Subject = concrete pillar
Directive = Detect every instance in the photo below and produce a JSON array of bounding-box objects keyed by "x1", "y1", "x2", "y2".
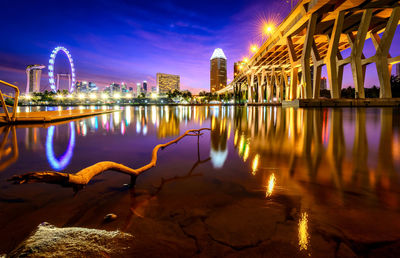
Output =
[
  {"x1": 301, "y1": 12, "x2": 318, "y2": 99},
  {"x1": 371, "y1": 7, "x2": 400, "y2": 98},
  {"x1": 326, "y1": 11, "x2": 345, "y2": 99},
  {"x1": 349, "y1": 9, "x2": 372, "y2": 98},
  {"x1": 287, "y1": 36, "x2": 298, "y2": 100},
  {"x1": 257, "y1": 73, "x2": 265, "y2": 103},
  {"x1": 311, "y1": 41, "x2": 322, "y2": 99}
]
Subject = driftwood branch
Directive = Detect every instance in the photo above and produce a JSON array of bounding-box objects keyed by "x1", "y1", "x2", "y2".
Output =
[{"x1": 9, "y1": 128, "x2": 210, "y2": 186}]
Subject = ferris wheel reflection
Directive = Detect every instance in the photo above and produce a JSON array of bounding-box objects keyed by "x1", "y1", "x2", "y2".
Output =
[{"x1": 46, "y1": 122, "x2": 76, "y2": 171}]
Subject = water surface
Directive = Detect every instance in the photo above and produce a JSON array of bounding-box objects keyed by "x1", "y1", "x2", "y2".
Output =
[{"x1": 0, "y1": 106, "x2": 400, "y2": 257}]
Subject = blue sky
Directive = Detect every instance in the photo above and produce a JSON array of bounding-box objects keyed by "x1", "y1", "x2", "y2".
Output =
[{"x1": 0, "y1": 0, "x2": 399, "y2": 93}]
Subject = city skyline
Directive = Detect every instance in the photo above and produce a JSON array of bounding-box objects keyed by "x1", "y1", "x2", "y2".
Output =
[
  {"x1": 1, "y1": 0, "x2": 400, "y2": 94},
  {"x1": 0, "y1": 0, "x2": 301, "y2": 94}
]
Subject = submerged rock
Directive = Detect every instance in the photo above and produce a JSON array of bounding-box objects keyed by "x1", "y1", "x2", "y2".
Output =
[
  {"x1": 9, "y1": 222, "x2": 133, "y2": 257},
  {"x1": 104, "y1": 213, "x2": 118, "y2": 222}
]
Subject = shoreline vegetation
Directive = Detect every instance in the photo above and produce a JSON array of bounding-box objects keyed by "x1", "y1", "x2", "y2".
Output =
[{"x1": 13, "y1": 75, "x2": 400, "y2": 106}]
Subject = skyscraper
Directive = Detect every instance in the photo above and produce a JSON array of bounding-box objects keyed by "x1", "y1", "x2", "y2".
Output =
[
  {"x1": 142, "y1": 81, "x2": 148, "y2": 93},
  {"x1": 156, "y1": 73, "x2": 180, "y2": 94},
  {"x1": 26, "y1": 65, "x2": 45, "y2": 93},
  {"x1": 136, "y1": 83, "x2": 142, "y2": 96},
  {"x1": 210, "y1": 48, "x2": 227, "y2": 93},
  {"x1": 234, "y1": 61, "x2": 242, "y2": 78}
]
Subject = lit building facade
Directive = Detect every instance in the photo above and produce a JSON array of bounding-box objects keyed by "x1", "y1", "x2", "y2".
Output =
[
  {"x1": 142, "y1": 81, "x2": 148, "y2": 93},
  {"x1": 234, "y1": 61, "x2": 242, "y2": 78},
  {"x1": 156, "y1": 73, "x2": 180, "y2": 94},
  {"x1": 210, "y1": 48, "x2": 227, "y2": 93},
  {"x1": 321, "y1": 77, "x2": 327, "y2": 90},
  {"x1": 26, "y1": 65, "x2": 45, "y2": 94},
  {"x1": 136, "y1": 83, "x2": 142, "y2": 96}
]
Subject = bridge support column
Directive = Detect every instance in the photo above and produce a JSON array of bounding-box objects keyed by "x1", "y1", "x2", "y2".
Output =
[
  {"x1": 257, "y1": 73, "x2": 265, "y2": 103},
  {"x1": 301, "y1": 12, "x2": 318, "y2": 99},
  {"x1": 283, "y1": 71, "x2": 289, "y2": 101},
  {"x1": 287, "y1": 36, "x2": 299, "y2": 100},
  {"x1": 266, "y1": 75, "x2": 273, "y2": 102},
  {"x1": 312, "y1": 41, "x2": 322, "y2": 99},
  {"x1": 289, "y1": 68, "x2": 298, "y2": 100},
  {"x1": 247, "y1": 74, "x2": 255, "y2": 103},
  {"x1": 274, "y1": 72, "x2": 284, "y2": 103},
  {"x1": 326, "y1": 11, "x2": 345, "y2": 99},
  {"x1": 349, "y1": 9, "x2": 372, "y2": 99},
  {"x1": 371, "y1": 7, "x2": 400, "y2": 98}
]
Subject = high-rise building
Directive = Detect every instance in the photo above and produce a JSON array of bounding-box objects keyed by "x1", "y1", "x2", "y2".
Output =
[
  {"x1": 136, "y1": 83, "x2": 142, "y2": 96},
  {"x1": 320, "y1": 77, "x2": 327, "y2": 90},
  {"x1": 210, "y1": 48, "x2": 227, "y2": 93},
  {"x1": 121, "y1": 82, "x2": 127, "y2": 93},
  {"x1": 110, "y1": 83, "x2": 120, "y2": 93},
  {"x1": 156, "y1": 73, "x2": 180, "y2": 94},
  {"x1": 26, "y1": 65, "x2": 45, "y2": 94},
  {"x1": 142, "y1": 81, "x2": 148, "y2": 93},
  {"x1": 234, "y1": 61, "x2": 242, "y2": 78}
]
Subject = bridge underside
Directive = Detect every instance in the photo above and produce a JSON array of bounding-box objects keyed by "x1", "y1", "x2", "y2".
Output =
[{"x1": 220, "y1": 0, "x2": 400, "y2": 103}]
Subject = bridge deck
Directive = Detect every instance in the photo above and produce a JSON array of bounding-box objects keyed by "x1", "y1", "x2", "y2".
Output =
[{"x1": 0, "y1": 109, "x2": 119, "y2": 124}]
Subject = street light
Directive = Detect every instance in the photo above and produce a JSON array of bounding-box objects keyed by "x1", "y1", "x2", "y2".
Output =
[
  {"x1": 263, "y1": 23, "x2": 275, "y2": 36},
  {"x1": 250, "y1": 44, "x2": 259, "y2": 53},
  {"x1": 243, "y1": 57, "x2": 249, "y2": 63}
]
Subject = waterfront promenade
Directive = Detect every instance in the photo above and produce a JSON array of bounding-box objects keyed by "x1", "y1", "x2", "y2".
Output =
[{"x1": 0, "y1": 109, "x2": 119, "y2": 124}]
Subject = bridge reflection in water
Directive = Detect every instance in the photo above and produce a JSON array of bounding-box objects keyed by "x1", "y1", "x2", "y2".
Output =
[
  {"x1": 0, "y1": 106, "x2": 400, "y2": 255},
  {"x1": 227, "y1": 106, "x2": 399, "y2": 198}
]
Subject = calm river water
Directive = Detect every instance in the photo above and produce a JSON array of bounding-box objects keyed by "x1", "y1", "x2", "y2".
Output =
[{"x1": 0, "y1": 106, "x2": 400, "y2": 257}]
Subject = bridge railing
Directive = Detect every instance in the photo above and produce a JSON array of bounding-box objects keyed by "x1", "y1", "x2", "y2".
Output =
[{"x1": 0, "y1": 80, "x2": 20, "y2": 122}]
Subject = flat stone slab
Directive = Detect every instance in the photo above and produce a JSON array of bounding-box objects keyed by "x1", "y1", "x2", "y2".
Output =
[{"x1": 0, "y1": 109, "x2": 119, "y2": 124}]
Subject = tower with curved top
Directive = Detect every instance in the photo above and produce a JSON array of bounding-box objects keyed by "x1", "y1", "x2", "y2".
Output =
[
  {"x1": 26, "y1": 64, "x2": 45, "y2": 93},
  {"x1": 210, "y1": 48, "x2": 227, "y2": 93}
]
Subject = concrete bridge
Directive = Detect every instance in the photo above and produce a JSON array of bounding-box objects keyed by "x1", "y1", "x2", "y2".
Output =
[{"x1": 218, "y1": 0, "x2": 400, "y2": 105}]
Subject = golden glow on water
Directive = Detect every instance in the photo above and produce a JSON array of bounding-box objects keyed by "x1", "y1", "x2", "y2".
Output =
[
  {"x1": 298, "y1": 212, "x2": 310, "y2": 251},
  {"x1": 234, "y1": 130, "x2": 238, "y2": 145},
  {"x1": 265, "y1": 173, "x2": 276, "y2": 197},
  {"x1": 243, "y1": 144, "x2": 250, "y2": 161},
  {"x1": 238, "y1": 135, "x2": 244, "y2": 154},
  {"x1": 251, "y1": 154, "x2": 260, "y2": 175}
]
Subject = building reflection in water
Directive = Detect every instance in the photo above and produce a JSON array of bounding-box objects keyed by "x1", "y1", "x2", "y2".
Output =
[
  {"x1": 210, "y1": 106, "x2": 228, "y2": 169},
  {"x1": 46, "y1": 122, "x2": 76, "y2": 171}
]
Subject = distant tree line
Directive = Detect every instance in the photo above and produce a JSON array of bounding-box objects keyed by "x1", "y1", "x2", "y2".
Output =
[{"x1": 320, "y1": 75, "x2": 400, "y2": 98}]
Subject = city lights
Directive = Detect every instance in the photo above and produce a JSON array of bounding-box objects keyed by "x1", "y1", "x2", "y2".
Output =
[
  {"x1": 263, "y1": 23, "x2": 275, "y2": 35},
  {"x1": 101, "y1": 93, "x2": 108, "y2": 100},
  {"x1": 78, "y1": 93, "x2": 85, "y2": 99},
  {"x1": 250, "y1": 44, "x2": 259, "y2": 53},
  {"x1": 113, "y1": 93, "x2": 121, "y2": 99},
  {"x1": 243, "y1": 57, "x2": 249, "y2": 63},
  {"x1": 89, "y1": 93, "x2": 96, "y2": 99}
]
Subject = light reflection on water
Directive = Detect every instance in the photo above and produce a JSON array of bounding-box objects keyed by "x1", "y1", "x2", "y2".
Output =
[{"x1": 0, "y1": 106, "x2": 400, "y2": 255}]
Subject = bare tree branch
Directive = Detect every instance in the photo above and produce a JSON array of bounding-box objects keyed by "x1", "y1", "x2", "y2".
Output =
[{"x1": 9, "y1": 128, "x2": 210, "y2": 186}]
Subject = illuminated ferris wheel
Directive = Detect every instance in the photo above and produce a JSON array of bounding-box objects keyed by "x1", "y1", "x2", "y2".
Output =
[{"x1": 48, "y1": 46, "x2": 76, "y2": 92}]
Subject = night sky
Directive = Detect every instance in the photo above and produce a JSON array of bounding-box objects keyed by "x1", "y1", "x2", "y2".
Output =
[{"x1": 1, "y1": 0, "x2": 399, "y2": 93}]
